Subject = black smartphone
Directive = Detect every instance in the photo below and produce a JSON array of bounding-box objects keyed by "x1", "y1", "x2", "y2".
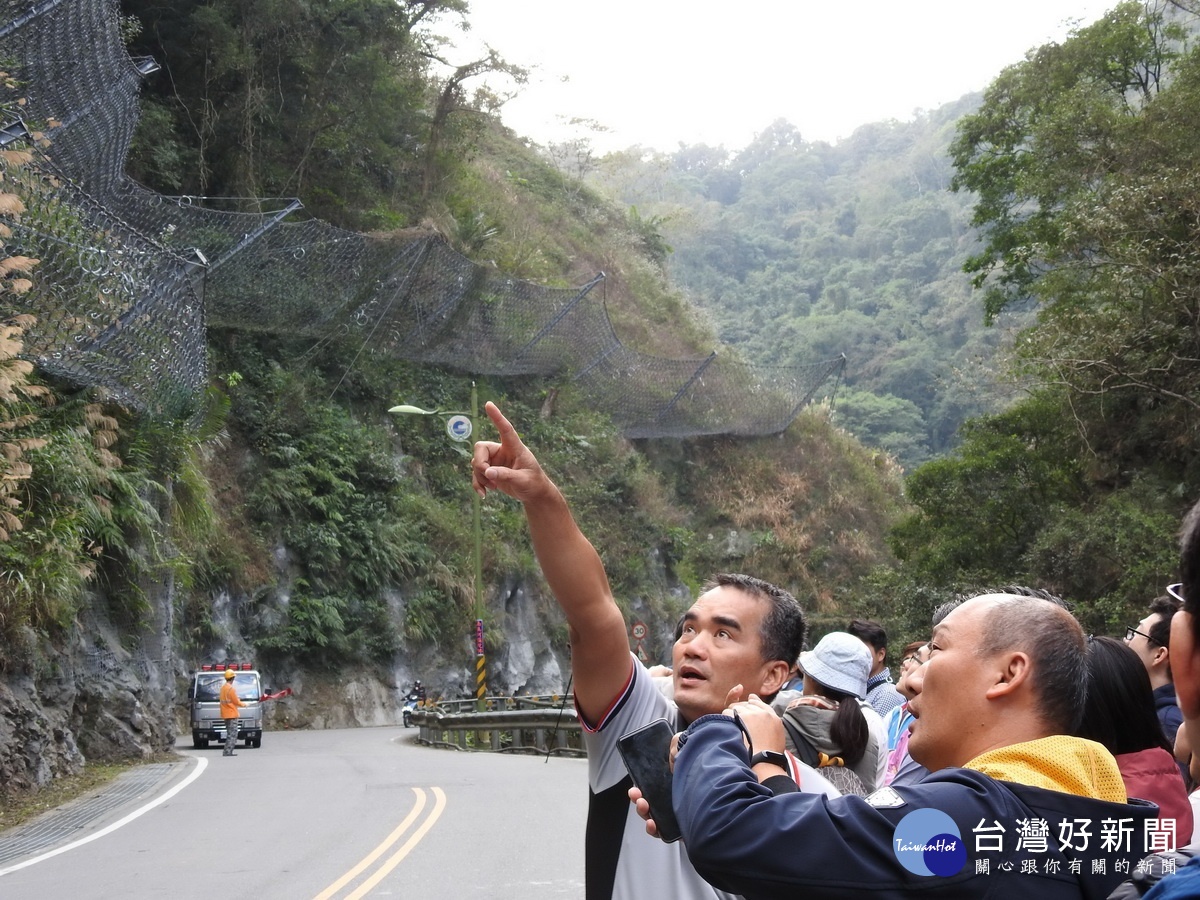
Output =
[{"x1": 617, "y1": 718, "x2": 683, "y2": 843}]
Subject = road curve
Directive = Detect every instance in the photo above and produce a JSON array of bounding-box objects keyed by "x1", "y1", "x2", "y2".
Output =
[{"x1": 0, "y1": 725, "x2": 587, "y2": 899}]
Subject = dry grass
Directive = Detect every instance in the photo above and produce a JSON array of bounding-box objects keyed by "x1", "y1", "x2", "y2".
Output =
[{"x1": 682, "y1": 406, "x2": 910, "y2": 607}]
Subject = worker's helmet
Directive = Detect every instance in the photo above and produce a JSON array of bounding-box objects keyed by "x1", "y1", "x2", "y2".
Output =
[{"x1": 224, "y1": 669, "x2": 235, "y2": 680}]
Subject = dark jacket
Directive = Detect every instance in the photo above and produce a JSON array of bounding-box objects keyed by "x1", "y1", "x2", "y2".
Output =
[
  {"x1": 674, "y1": 716, "x2": 1159, "y2": 900},
  {"x1": 1142, "y1": 854, "x2": 1200, "y2": 898},
  {"x1": 1152, "y1": 684, "x2": 1183, "y2": 746},
  {"x1": 1106, "y1": 848, "x2": 1197, "y2": 899}
]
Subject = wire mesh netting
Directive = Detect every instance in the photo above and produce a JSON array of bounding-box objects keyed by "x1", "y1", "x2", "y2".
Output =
[{"x1": 0, "y1": 0, "x2": 845, "y2": 436}]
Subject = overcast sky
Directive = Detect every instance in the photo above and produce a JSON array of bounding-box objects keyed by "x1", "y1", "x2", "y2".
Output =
[{"x1": 442, "y1": 1, "x2": 1113, "y2": 153}]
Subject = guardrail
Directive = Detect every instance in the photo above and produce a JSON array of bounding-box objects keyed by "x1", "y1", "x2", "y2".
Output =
[
  {"x1": 411, "y1": 697, "x2": 583, "y2": 756},
  {"x1": 428, "y1": 695, "x2": 575, "y2": 713}
]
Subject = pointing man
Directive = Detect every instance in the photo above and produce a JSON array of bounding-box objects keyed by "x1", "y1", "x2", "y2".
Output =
[{"x1": 472, "y1": 401, "x2": 832, "y2": 900}]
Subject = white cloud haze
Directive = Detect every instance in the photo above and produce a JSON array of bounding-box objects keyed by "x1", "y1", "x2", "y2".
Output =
[{"x1": 445, "y1": 0, "x2": 1113, "y2": 153}]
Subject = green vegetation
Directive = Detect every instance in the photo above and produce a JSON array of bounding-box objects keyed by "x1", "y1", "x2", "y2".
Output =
[
  {"x1": 0, "y1": 144, "x2": 218, "y2": 667},
  {"x1": 110, "y1": 2, "x2": 910, "y2": 675},
  {"x1": 123, "y1": 0, "x2": 470, "y2": 229},
  {"x1": 867, "y1": 2, "x2": 1200, "y2": 639},
  {"x1": 587, "y1": 106, "x2": 1013, "y2": 470},
  {"x1": 20, "y1": 0, "x2": 1200, "y2": 688},
  {"x1": 577, "y1": 3, "x2": 1200, "y2": 645}
]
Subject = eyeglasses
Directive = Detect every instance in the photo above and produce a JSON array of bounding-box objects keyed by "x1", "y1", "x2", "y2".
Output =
[
  {"x1": 1125, "y1": 626, "x2": 1160, "y2": 646},
  {"x1": 901, "y1": 649, "x2": 928, "y2": 667},
  {"x1": 1167, "y1": 583, "x2": 1184, "y2": 603}
]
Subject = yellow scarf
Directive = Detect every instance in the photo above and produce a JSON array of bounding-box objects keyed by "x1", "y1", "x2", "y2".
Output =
[{"x1": 964, "y1": 736, "x2": 1127, "y2": 803}]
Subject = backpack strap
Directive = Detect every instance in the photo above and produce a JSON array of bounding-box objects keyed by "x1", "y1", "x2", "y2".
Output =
[
  {"x1": 781, "y1": 709, "x2": 847, "y2": 769},
  {"x1": 781, "y1": 711, "x2": 823, "y2": 769}
]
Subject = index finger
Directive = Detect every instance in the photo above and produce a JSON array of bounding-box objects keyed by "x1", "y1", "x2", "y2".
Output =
[{"x1": 483, "y1": 401, "x2": 519, "y2": 443}]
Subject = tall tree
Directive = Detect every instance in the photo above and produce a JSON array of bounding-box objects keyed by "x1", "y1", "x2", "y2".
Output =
[
  {"x1": 879, "y1": 2, "x2": 1200, "y2": 625},
  {"x1": 951, "y1": 1, "x2": 1200, "y2": 473},
  {"x1": 419, "y1": 47, "x2": 526, "y2": 203},
  {"x1": 951, "y1": 1, "x2": 1183, "y2": 318},
  {"x1": 124, "y1": 0, "x2": 469, "y2": 227}
]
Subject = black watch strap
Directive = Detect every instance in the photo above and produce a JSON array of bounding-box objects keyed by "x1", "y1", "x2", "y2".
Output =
[{"x1": 749, "y1": 749, "x2": 789, "y2": 770}]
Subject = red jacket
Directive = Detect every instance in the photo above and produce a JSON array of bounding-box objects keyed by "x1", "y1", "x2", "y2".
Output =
[{"x1": 1116, "y1": 747, "x2": 1194, "y2": 847}]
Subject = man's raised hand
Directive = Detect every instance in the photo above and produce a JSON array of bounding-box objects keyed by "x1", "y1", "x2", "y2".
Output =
[{"x1": 472, "y1": 402, "x2": 549, "y2": 503}]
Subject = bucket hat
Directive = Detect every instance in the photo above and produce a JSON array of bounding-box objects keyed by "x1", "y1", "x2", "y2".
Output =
[{"x1": 798, "y1": 632, "x2": 871, "y2": 700}]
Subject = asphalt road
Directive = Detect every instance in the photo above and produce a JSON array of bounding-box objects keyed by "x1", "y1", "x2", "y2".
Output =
[{"x1": 0, "y1": 726, "x2": 587, "y2": 899}]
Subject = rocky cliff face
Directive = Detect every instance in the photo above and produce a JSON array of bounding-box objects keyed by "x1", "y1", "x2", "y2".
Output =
[
  {"x1": 0, "y1": 603, "x2": 176, "y2": 793},
  {"x1": 1, "y1": 529, "x2": 709, "y2": 793},
  {"x1": 0, "y1": 570, "x2": 579, "y2": 792}
]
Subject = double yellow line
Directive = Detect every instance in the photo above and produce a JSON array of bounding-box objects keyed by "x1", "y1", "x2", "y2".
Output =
[{"x1": 313, "y1": 786, "x2": 447, "y2": 900}]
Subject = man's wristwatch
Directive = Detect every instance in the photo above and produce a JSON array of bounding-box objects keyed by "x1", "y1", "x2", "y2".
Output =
[{"x1": 749, "y1": 750, "x2": 789, "y2": 770}]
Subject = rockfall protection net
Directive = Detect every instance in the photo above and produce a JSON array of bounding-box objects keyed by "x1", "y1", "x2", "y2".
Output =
[{"x1": 0, "y1": 0, "x2": 845, "y2": 437}]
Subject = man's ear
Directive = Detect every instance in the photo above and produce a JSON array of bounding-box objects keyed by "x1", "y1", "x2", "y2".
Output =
[
  {"x1": 1152, "y1": 643, "x2": 1171, "y2": 670},
  {"x1": 984, "y1": 652, "x2": 1031, "y2": 700},
  {"x1": 760, "y1": 659, "x2": 790, "y2": 696},
  {"x1": 1171, "y1": 612, "x2": 1200, "y2": 718}
]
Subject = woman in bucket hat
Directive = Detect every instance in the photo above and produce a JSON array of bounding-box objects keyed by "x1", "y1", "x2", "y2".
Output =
[{"x1": 779, "y1": 631, "x2": 883, "y2": 793}]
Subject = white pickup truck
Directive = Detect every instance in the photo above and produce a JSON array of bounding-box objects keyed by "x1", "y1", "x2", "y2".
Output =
[{"x1": 188, "y1": 663, "x2": 264, "y2": 749}]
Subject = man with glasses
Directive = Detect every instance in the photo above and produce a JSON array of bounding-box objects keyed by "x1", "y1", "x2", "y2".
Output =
[
  {"x1": 897, "y1": 642, "x2": 927, "y2": 672},
  {"x1": 1125, "y1": 593, "x2": 1184, "y2": 745},
  {"x1": 1113, "y1": 515, "x2": 1200, "y2": 897},
  {"x1": 882, "y1": 640, "x2": 929, "y2": 787},
  {"x1": 655, "y1": 590, "x2": 1158, "y2": 898}
]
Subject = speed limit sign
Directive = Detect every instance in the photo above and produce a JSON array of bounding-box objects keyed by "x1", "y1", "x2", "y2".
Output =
[{"x1": 631, "y1": 621, "x2": 647, "y2": 641}]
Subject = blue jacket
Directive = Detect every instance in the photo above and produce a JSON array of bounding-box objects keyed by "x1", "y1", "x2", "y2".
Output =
[
  {"x1": 1143, "y1": 854, "x2": 1200, "y2": 898},
  {"x1": 674, "y1": 716, "x2": 1159, "y2": 900}
]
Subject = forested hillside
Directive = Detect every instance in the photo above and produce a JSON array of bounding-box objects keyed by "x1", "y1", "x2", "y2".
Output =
[
  {"x1": 7, "y1": 0, "x2": 1200, "y2": 798},
  {"x1": 877, "y1": 0, "x2": 1200, "y2": 635},
  {"x1": 586, "y1": 101, "x2": 1022, "y2": 470},
  {"x1": 575, "y1": 1, "x2": 1200, "y2": 636},
  {"x1": 0, "y1": 0, "x2": 910, "y2": 801},
  {"x1": 108, "y1": 0, "x2": 906, "y2": 671}
]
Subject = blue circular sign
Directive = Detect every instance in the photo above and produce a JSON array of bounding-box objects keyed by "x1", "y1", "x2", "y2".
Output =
[
  {"x1": 892, "y1": 808, "x2": 966, "y2": 877},
  {"x1": 446, "y1": 415, "x2": 472, "y2": 442}
]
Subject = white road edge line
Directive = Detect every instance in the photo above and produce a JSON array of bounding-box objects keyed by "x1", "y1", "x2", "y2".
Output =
[{"x1": 0, "y1": 755, "x2": 209, "y2": 877}]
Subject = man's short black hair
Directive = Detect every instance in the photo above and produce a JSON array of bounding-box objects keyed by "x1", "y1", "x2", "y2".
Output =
[
  {"x1": 931, "y1": 600, "x2": 962, "y2": 628},
  {"x1": 1148, "y1": 595, "x2": 1180, "y2": 650},
  {"x1": 974, "y1": 592, "x2": 1088, "y2": 734},
  {"x1": 847, "y1": 618, "x2": 888, "y2": 653},
  {"x1": 703, "y1": 573, "x2": 807, "y2": 674}
]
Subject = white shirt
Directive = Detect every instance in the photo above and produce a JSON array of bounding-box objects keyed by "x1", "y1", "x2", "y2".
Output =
[{"x1": 581, "y1": 656, "x2": 840, "y2": 900}]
